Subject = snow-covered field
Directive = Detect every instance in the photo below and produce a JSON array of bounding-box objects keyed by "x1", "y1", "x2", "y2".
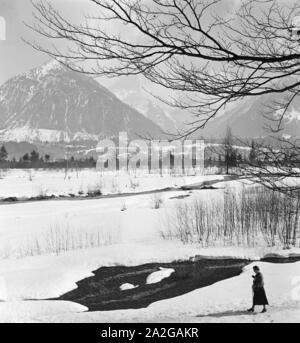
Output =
[
  {"x1": 0, "y1": 169, "x2": 299, "y2": 323},
  {"x1": 0, "y1": 168, "x2": 221, "y2": 199}
]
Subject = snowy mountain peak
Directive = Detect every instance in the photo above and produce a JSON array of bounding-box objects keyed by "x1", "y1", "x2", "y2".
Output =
[
  {"x1": 36, "y1": 59, "x2": 66, "y2": 76},
  {"x1": 23, "y1": 59, "x2": 68, "y2": 80},
  {"x1": 0, "y1": 60, "x2": 164, "y2": 144},
  {"x1": 202, "y1": 93, "x2": 300, "y2": 138}
]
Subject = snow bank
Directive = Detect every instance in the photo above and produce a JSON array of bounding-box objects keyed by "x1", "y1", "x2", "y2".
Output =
[
  {"x1": 146, "y1": 268, "x2": 175, "y2": 284},
  {"x1": 120, "y1": 283, "x2": 138, "y2": 291}
]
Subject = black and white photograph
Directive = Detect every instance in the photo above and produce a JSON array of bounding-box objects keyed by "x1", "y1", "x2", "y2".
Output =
[{"x1": 0, "y1": 0, "x2": 300, "y2": 325}]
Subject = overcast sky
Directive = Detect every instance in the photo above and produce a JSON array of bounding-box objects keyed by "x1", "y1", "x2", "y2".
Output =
[
  {"x1": 0, "y1": 0, "x2": 297, "y2": 86},
  {"x1": 0, "y1": 0, "x2": 243, "y2": 85},
  {"x1": 0, "y1": 0, "x2": 93, "y2": 84}
]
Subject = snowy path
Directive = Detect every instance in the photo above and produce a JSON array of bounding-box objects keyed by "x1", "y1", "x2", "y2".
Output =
[{"x1": 1, "y1": 302, "x2": 299, "y2": 323}]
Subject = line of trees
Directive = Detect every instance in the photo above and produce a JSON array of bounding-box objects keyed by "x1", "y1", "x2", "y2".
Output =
[
  {"x1": 207, "y1": 128, "x2": 260, "y2": 174},
  {"x1": 1, "y1": 138, "x2": 299, "y2": 176},
  {"x1": 0, "y1": 145, "x2": 96, "y2": 169},
  {"x1": 0, "y1": 145, "x2": 8, "y2": 162}
]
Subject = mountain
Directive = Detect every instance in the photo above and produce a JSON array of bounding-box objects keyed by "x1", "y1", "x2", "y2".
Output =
[
  {"x1": 2, "y1": 60, "x2": 298, "y2": 153},
  {"x1": 0, "y1": 60, "x2": 164, "y2": 144},
  {"x1": 111, "y1": 74, "x2": 300, "y2": 140},
  {"x1": 110, "y1": 74, "x2": 300, "y2": 140},
  {"x1": 144, "y1": 101, "x2": 178, "y2": 134},
  {"x1": 201, "y1": 93, "x2": 300, "y2": 139},
  {"x1": 110, "y1": 75, "x2": 193, "y2": 134}
]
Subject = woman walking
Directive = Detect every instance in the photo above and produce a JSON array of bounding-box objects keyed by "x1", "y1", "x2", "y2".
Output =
[{"x1": 248, "y1": 265, "x2": 269, "y2": 313}]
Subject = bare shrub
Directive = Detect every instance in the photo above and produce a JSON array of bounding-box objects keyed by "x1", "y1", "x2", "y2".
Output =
[
  {"x1": 36, "y1": 187, "x2": 48, "y2": 199},
  {"x1": 87, "y1": 180, "x2": 103, "y2": 197},
  {"x1": 0, "y1": 169, "x2": 8, "y2": 179},
  {"x1": 0, "y1": 224, "x2": 120, "y2": 259},
  {"x1": 129, "y1": 178, "x2": 139, "y2": 192},
  {"x1": 27, "y1": 170, "x2": 34, "y2": 181},
  {"x1": 111, "y1": 178, "x2": 120, "y2": 194},
  {"x1": 251, "y1": 188, "x2": 300, "y2": 248},
  {"x1": 164, "y1": 198, "x2": 223, "y2": 246},
  {"x1": 151, "y1": 193, "x2": 164, "y2": 209},
  {"x1": 162, "y1": 187, "x2": 300, "y2": 248},
  {"x1": 120, "y1": 201, "x2": 127, "y2": 212}
]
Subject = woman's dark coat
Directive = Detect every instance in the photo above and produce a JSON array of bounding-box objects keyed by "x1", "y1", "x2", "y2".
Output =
[{"x1": 252, "y1": 271, "x2": 269, "y2": 306}]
